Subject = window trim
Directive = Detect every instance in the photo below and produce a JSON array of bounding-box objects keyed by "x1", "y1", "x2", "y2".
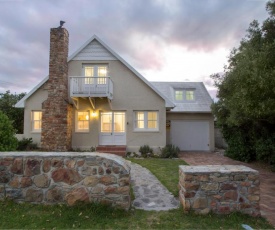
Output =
[
  {"x1": 174, "y1": 89, "x2": 195, "y2": 101},
  {"x1": 31, "y1": 111, "x2": 42, "y2": 133},
  {"x1": 75, "y1": 111, "x2": 90, "y2": 133},
  {"x1": 134, "y1": 111, "x2": 159, "y2": 132}
]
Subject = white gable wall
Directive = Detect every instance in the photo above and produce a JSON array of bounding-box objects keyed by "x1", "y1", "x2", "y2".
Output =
[{"x1": 72, "y1": 40, "x2": 117, "y2": 61}]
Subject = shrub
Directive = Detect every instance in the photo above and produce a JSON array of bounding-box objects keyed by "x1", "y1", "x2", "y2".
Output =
[
  {"x1": 139, "y1": 145, "x2": 153, "y2": 158},
  {"x1": 17, "y1": 137, "x2": 38, "y2": 151},
  {"x1": 160, "y1": 144, "x2": 180, "y2": 158},
  {"x1": 0, "y1": 111, "x2": 18, "y2": 151}
]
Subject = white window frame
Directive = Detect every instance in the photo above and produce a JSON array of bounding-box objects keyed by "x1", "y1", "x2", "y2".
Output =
[
  {"x1": 174, "y1": 89, "x2": 195, "y2": 101},
  {"x1": 82, "y1": 64, "x2": 108, "y2": 85},
  {"x1": 175, "y1": 90, "x2": 184, "y2": 101},
  {"x1": 31, "y1": 111, "x2": 42, "y2": 133},
  {"x1": 186, "y1": 90, "x2": 195, "y2": 101},
  {"x1": 75, "y1": 111, "x2": 90, "y2": 133},
  {"x1": 134, "y1": 111, "x2": 159, "y2": 131}
]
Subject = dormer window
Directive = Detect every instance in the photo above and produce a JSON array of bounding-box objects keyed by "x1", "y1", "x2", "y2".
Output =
[
  {"x1": 174, "y1": 89, "x2": 195, "y2": 101},
  {"x1": 186, "y1": 90, "x2": 194, "y2": 100}
]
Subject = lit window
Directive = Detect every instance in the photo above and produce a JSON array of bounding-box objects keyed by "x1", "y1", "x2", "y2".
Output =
[
  {"x1": 98, "y1": 66, "x2": 107, "y2": 84},
  {"x1": 134, "y1": 111, "x2": 158, "y2": 131},
  {"x1": 84, "y1": 66, "x2": 94, "y2": 84},
  {"x1": 175, "y1": 90, "x2": 183, "y2": 101},
  {"x1": 186, "y1": 91, "x2": 194, "y2": 100},
  {"x1": 76, "y1": 111, "x2": 89, "y2": 132},
  {"x1": 32, "y1": 111, "x2": 42, "y2": 132}
]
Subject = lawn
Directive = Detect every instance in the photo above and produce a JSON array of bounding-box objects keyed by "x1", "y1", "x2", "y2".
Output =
[
  {"x1": 0, "y1": 200, "x2": 273, "y2": 229},
  {"x1": 0, "y1": 158, "x2": 273, "y2": 229},
  {"x1": 129, "y1": 158, "x2": 187, "y2": 196}
]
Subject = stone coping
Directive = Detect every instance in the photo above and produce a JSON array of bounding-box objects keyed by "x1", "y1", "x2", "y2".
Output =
[
  {"x1": 179, "y1": 165, "x2": 258, "y2": 174},
  {"x1": 0, "y1": 152, "x2": 130, "y2": 172}
]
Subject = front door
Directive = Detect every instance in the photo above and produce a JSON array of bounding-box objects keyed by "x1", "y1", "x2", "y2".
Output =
[{"x1": 99, "y1": 112, "x2": 126, "y2": 145}]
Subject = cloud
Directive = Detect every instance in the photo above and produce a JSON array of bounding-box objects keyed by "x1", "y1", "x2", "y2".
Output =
[{"x1": 0, "y1": 0, "x2": 269, "y2": 94}]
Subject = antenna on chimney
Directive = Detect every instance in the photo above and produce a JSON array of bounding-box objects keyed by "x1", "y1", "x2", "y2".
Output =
[{"x1": 58, "y1": 20, "x2": 65, "y2": 29}]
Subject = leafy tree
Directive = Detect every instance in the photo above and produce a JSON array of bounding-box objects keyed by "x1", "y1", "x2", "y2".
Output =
[
  {"x1": 0, "y1": 90, "x2": 26, "y2": 134},
  {"x1": 0, "y1": 111, "x2": 18, "y2": 151},
  {"x1": 212, "y1": 0, "x2": 275, "y2": 165}
]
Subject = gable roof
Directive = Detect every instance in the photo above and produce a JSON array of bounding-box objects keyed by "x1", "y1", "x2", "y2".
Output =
[
  {"x1": 151, "y1": 82, "x2": 213, "y2": 113},
  {"x1": 16, "y1": 34, "x2": 174, "y2": 108},
  {"x1": 68, "y1": 35, "x2": 174, "y2": 108},
  {"x1": 15, "y1": 76, "x2": 48, "y2": 108}
]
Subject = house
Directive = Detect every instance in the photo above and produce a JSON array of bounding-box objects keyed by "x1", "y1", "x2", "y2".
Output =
[{"x1": 15, "y1": 26, "x2": 214, "y2": 155}]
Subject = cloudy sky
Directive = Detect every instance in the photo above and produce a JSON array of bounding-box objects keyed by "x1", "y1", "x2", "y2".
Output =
[{"x1": 0, "y1": 0, "x2": 269, "y2": 98}]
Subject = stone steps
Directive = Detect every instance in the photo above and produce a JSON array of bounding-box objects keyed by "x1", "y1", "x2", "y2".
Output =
[{"x1": 96, "y1": 146, "x2": 126, "y2": 157}]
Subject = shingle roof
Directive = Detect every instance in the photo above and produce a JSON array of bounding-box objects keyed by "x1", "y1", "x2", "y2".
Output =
[{"x1": 151, "y1": 82, "x2": 213, "y2": 113}]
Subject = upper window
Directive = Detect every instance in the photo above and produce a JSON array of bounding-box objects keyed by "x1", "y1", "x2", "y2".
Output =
[
  {"x1": 76, "y1": 111, "x2": 89, "y2": 132},
  {"x1": 175, "y1": 90, "x2": 184, "y2": 101},
  {"x1": 174, "y1": 89, "x2": 195, "y2": 101},
  {"x1": 83, "y1": 65, "x2": 108, "y2": 84},
  {"x1": 31, "y1": 111, "x2": 42, "y2": 132},
  {"x1": 186, "y1": 90, "x2": 194, "y2": 100},
  {"x1": 134, "y1": 111, "x2": 158, "y2": 131}
]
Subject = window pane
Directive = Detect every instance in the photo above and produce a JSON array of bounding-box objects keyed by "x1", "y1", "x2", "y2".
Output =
[
  {"x1": 114, "y1": 112, "x2": 125, "y2": 132},
  {"x1": 137, "y1": 112, "x2": 144, "y2": 120},
  {"x1": 175, "y1": 91, "x2": 183, "y2": 100},
  {"x1": 148, "y1": 112, "x2": 157, "y2": 120},
  {"x1": 77, "y1": 112, "x2": 89, "y2": 131},
  {"x1": 101, "y1": 112, "x2": 112, "y2": 132},
  {"x1": 148, "y1": 121, "x2": 157, "y2": 129},
  {"x1": 186, "y1": 91, "x2": 194, "y2": 100},
  {"x1": 98, "y1": 66, "x2": 107, "y2": 77},
  {"x1": 32, "y1": 111, "x2": 42, "y2": 131},
  {"x1": 137, "y1": 120, "x2": 144, "y2": 128},
  {"x1": 85, "y1": 67, "x2": 94, "y2": 77}
]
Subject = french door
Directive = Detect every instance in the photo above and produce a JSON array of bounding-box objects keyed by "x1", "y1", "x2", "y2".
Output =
[{"x1": 99, "y1": 112, "x2": 126, "y2": 145}]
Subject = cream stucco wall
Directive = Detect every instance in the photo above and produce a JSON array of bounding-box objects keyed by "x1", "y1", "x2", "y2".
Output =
[
  {"x1": 22, "y1": 86, "x2": 48, "y2": 146},
  {"x1": 69, "y1": 60, "x2": 167, "y2": 153},
  {"x1": 166, "y1": 112, "x2": 215, "y2": 151}
]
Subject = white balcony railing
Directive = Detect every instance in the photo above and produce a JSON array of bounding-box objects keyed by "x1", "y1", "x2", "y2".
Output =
[{"x1": 70, "y1": 77, "x2": 113, "y2": 99}]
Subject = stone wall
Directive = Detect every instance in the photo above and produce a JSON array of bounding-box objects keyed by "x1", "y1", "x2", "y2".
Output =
[
  {"x1": 41, "y1": 27, "x2": 73, "y2": 151},
  {"x1": 0, "y1": 152, "x2": 130, "y2": 209},
  {"x1": 179, "y1": 165, "x2": 260, "y2": 216}
]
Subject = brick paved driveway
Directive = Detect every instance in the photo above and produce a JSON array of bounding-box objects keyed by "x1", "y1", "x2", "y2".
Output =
[{"x1": 179, "y1": 151, "x2": 275, "y2": 227}]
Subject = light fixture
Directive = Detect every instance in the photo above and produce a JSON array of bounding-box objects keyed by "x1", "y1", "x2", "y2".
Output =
[{"x1": 92, "y1": 111, "x2": 97, "y2": 117}]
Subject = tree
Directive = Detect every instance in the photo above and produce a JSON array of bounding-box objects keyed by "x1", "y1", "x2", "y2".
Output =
[
  {"x1": 212, "y1": 0, "x2": 275, "y2": 165},
  {"x1": 0, "y1": 90, "x2": 26, "y2": 134},
  {"x1": 0, "y1": 111, "x2": 18, "y2": 151}
]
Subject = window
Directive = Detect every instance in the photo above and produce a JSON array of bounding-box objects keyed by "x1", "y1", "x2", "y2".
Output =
[
  {"x1": 32, "y1": 111, "x2": 42, "y2": 132},
  {"x1": 174, "y1": 89, "x2": 195, "y2": 101},
  {"x1": 76, "y1": 111, "x2": 89, "y2": 132},
  {"x1": 83, "y1": 65, "x2": 108, "y2": 84},
  {"x1": 175, "y1": 90, "x2": 183, "y2": 101},
  {"x1": 134, "y1": 111, "x2": 158, "y2": 131},
  {"x1": 186, "y1": 90, "x2": 194, "y2": 100}
]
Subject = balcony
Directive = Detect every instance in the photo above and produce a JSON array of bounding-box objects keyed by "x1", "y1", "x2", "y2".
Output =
[{"x1": 70, "y1": 77, "x2": 113, "y2": 99}]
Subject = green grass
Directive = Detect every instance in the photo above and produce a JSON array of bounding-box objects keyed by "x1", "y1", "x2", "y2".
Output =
[
  {"x1": 0, "y1": 200, "x2": 273, "y2": 229},
  {"x1": 129, "y1": 158, "x2": 188, "y2": 196}
]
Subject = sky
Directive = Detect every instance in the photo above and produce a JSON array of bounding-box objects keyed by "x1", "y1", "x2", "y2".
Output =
[{"x1": 0, "y1": 0, "x2": 270, "y2": 99}]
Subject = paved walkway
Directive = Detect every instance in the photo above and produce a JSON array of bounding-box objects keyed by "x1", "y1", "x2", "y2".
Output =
[
  {"x1": 130, "y1": 162, "x2": 179, "y2": 211},
  {"x1": 179, "y1": 151, "x2": 275, "y2": 227}
]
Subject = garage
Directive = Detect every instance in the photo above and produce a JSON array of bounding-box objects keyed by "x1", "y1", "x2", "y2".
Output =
[{"x1": 170, "y1": 120, "x2": 210, "y2": 151}]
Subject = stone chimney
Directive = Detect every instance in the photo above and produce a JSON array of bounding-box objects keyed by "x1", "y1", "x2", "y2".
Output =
[{"x1": 41, "y1": 27, "x2": 73, "y2": 151}]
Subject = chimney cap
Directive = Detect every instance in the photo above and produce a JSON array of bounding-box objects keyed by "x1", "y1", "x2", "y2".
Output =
[{"x1": 58, "y1": 20, "x2": 66, "y2": 29}]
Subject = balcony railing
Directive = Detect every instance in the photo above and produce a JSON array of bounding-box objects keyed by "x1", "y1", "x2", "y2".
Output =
[{"x1": 70, "y1": 77, "x2": 113, "y2": 99}]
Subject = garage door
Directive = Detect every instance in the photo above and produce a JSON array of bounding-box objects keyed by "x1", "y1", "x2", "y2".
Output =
[{"x1": 170, "y1": 120, "x2": 210, "y2": 151}]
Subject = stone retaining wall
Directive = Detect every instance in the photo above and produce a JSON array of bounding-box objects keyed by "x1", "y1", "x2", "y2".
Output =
[
  {"x1": 179, "y1": 165, "x2": 260, "y2": 216},
  {"x1": 0, "y1": 152, "x2": 130, "y2": 209}
]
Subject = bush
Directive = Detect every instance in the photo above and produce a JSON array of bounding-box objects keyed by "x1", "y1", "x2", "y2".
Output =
[
  {"x1": 17, "y1": 138, "x2": 38, "y2": 151},
  {"x1": 0, "y1": 111, "x2": 18, "y2": 151},
  {"x1": 160, "y1": 144, "x2": 180, "y2": 158},
  {"x1": 139, "y1": 145, "x2": 153, "y2": 158}
]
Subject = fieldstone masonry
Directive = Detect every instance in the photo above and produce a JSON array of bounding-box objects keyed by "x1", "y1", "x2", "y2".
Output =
[
  {"x1": 0, "y1": 152, "x2": 131, "y2": 209},
  {"x1": 41, "y1": 27, "x2": 73, "y2": 151},
  {"x1": 179, "y1": 165, "x2": 260, "y2": 216}
]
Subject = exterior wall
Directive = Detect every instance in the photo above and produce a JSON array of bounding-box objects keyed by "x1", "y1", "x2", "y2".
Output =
[
  {"x1": 41, "y1": 28, "x2": 73, "y2": 151},
  {"x1": 0, "y1": 152, "x2": 130, "y2": 209},
  {"x1": 22, "y1": 87, "x2": 48, "y2": 145},
  {"x1": 69, "y1": 60, "x2": 166, "y2": 152},
  {"x1": 166, "y1": 112, "x2": 215, "y2": 151},
  {"x1": 179, "y1": 165, "x2": 260, "y2": 216}
]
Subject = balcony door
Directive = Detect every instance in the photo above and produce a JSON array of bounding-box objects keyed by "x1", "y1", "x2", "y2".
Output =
[
  {"x1": 84, "y1": 65, "x2": 107, "y2": 84},
  {"x1": 99, "y1": 112, "x2": 126, "y2": 145}
]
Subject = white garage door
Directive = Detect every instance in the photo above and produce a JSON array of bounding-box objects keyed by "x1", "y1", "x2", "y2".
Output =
[{"x1": 171, "y1": 120, "x2": 210, "y2": 151}]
